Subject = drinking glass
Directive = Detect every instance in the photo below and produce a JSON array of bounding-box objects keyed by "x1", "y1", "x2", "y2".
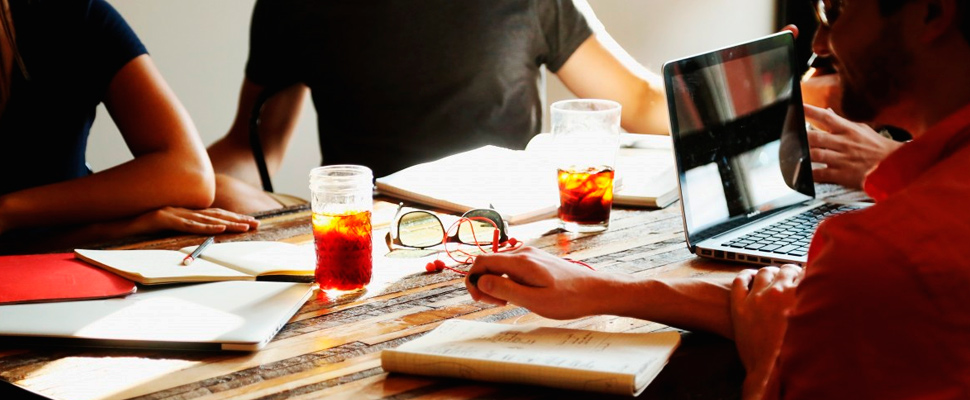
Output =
[
  {"x1": 309, "y1": 165, "x2": 373, "y2": 291},
  {"x1": 551, "y1": 99, "x2": 621, "y2": 233}
]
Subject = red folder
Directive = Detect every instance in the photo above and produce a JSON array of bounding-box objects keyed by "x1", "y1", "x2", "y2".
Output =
[{"x1": 0, "y1": 253, "x2": 136, "y2": 305}]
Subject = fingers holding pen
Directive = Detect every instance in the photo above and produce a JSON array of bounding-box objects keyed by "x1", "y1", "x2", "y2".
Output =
[
  {"x1": 466, "y1": 248, "x2": 552, "y2": 306},
  {"x1": 465, "y1": 246, "x2": 603, "y2": 320}
]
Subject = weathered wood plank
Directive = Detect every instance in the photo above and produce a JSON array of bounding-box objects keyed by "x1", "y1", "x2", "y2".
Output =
[{"x1": 0, "y1": 199, "x2": 759, "y2": 400}]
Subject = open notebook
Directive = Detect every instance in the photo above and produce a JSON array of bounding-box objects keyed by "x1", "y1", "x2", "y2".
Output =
[
  {"x1": 375, "y1": 133, "x2": 677, "y2": 224},
  {"x1": 75, "y1": 241, "x2": 315, "y2": 285},
  {"x1": 382, "y1": 319, "x2": 681, "y2": 396}
]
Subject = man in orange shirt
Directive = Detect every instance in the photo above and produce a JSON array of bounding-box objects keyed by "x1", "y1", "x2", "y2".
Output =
[{"x1": 467, "y1": 0, "x2": 970, "y2": 398}]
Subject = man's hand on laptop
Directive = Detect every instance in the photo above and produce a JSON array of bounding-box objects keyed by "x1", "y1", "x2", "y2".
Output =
[
  {"x1": 804, "y1": 104, "x2": 903, "y2": 190},
  {"x1": 731, "y1": 264, "x2": 803, "y2": 399}
]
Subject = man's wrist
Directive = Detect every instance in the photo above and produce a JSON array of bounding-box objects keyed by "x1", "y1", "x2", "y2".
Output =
[{"x1": 591, "y1": 272, "x2": 643, "y2": 317}]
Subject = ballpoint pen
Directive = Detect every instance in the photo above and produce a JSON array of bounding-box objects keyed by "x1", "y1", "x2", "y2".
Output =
[
  {"x1": 181, "y1": 236, "x2": 215, "y2": 266},
  {"x1": 803, "y1": 52, "x2": 835, "y2": 82}
]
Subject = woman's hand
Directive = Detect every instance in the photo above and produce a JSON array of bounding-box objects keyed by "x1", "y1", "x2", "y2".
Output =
[
  {"x1": 0, "y1": 207, "x2": 259, "y2": 253},
  {"x1": 123, "y1": 207, "x2": 260, "y2": 236},
  {"x1": 86, "y1": 207, "x2": 260, "y2": 242}
]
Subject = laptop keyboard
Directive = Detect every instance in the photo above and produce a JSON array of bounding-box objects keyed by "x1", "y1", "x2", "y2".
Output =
[{"x1": 721, "y1": 203, "x2": 862, "y2": 257}]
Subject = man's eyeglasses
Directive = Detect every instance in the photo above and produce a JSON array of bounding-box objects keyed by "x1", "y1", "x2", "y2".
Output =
[
  {"x1": 385, "y1": 203, "x2": 511, "y2": 251},
  {"x1": 385, "y1": 203, "x2": 597, "y2": 275},
  {"x1": 813, "y1": 0, "x2": 842, "y2": 28}
]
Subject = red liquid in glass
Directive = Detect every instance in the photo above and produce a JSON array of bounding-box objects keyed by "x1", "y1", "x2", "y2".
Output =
[
  {"x1": 557, "y1": 167, "x2": 614, "y2": 225},
  {"x1": 312, "y1": 211, "x2": 372, "y2": 291}
]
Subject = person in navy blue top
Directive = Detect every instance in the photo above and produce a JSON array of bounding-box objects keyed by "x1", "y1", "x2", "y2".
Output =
[{"x1": 0, "y1": 0, "x2": 257, "y2": 250}]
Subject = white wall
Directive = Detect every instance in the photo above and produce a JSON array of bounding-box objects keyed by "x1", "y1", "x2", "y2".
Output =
[
  {"x1": 88, "y1": 0, "x2": 774, "y2": 198},
  {"x1": 549, "y1": 0, "x2": 778, "y2": 124},
  {"x1": 87, "y1": 0, "x2": 320, "y2": 197}
]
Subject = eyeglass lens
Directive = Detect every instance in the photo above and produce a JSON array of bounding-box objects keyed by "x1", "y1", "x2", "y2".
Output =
[
  {"x1": 397, "y1": 212, "x2": 445, "y2": 248},
  {"x1": 815, "y1": 0, "x2": 841, "y2": 27},
  {"x1": 457, "y1": 210, "x2": 506, "y2": 244},
  {"x1": 396, "y1": 210, "x2": 506, "y2": 248}
]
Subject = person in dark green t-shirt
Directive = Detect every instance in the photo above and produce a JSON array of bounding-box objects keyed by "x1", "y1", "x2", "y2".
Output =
[{"x1": 208, "y1": 0, "x2": 670, "y2": 213}]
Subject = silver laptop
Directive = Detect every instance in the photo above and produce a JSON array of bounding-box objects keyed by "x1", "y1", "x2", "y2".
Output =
[
  {"x1": 0, "y1": 281, "x2": 312, "y2": 351},
  {"x1": 662, "y1": 32, "x2": 867, "y2": 266}
]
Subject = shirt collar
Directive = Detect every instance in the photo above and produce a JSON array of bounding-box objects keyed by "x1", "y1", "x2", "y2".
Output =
[{"x1": 863, "y1": 104, "x2": 970, "y2": 202}]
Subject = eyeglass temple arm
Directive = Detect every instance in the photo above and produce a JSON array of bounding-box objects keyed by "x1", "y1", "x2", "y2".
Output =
[
  {"x1": 385, "y1": 203, "x2": 406, "y2": 251},
  {"x1": 384, "y1": 231, "x2": 395, "y2": 252},
  {"x1": 487, "y1": 203, "x2": 512, "y2": 237}
]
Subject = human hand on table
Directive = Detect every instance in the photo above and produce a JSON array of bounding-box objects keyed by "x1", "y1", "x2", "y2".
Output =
[
  {"x1": 730, "y1": 264, "x2": 803, "y2": 399},
  {"x1": 466, "y1": 246, "x2": 611, "y2": 319},
  {"x1": 805, "y1": 104, "x2": 903, "y2": 189},
  {"x1": 84, "y1": 207, "x2": 259, "y2": 243},
  {"x1": 121, "y1": 206, "x2": 260, "y2": 236},
  {"x1": 0, "y1": 207, "x2": 259, "y2": 251}
]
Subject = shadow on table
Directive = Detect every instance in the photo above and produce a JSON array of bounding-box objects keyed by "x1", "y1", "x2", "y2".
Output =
[
  {"x1": 0, "y1": 380, "x2": 47, "y2": 400},
  {"x1": 638, "y1": 331, "x2": 744, "y2": 399},
  {"x1": 529, "y1": 331, "x2": 744, "y2": 399}
]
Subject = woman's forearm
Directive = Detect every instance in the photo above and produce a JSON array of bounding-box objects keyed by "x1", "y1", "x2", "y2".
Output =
[{"x1": 0, "y1": 150, "x2": 214, "y2": 233}]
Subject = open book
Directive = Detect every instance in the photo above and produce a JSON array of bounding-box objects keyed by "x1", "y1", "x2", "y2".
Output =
[
  {"x1": 375, "y1": 134, "x2": 677, "y2": 224},
  {"x1": 381, "y1": 319, "x2": 681, "y2": 396},
  {"x1": 75, "y1": 241, "x2": 315, "y2": 285}
]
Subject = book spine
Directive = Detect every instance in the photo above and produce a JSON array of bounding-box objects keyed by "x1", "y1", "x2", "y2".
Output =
[{"x1": 381, "y1": 350, "x2": 634, "y2": 396}]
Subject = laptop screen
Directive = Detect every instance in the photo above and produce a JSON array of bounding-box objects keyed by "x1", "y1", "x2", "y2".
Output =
[{"x1": 663, "y1": 32, "x2": 815, "y2": 245}]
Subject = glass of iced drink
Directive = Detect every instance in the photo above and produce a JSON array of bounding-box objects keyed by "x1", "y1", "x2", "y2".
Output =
[
  {"x1": 551, "y1": 99, "x2": 621, "y2": 233},
  {"x1": 309, "y1": 165, "x2": 373, "y2": 291}
]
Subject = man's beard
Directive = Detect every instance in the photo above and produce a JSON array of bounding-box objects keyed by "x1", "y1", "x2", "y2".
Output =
[{"x1": 837, "y1": 28, "x2": 911, "y2": 123}]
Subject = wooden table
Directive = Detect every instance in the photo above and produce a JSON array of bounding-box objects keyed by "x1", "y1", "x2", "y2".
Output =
[{"x1": 0, "y1": 198, "x2": 764, "y2": 400}]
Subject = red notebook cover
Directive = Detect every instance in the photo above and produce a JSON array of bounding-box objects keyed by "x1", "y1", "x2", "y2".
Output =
[{"x1": 0, "y1": 253, "x2": 137, "y2": 305}]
